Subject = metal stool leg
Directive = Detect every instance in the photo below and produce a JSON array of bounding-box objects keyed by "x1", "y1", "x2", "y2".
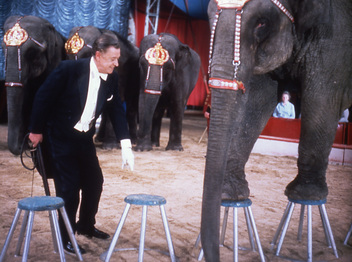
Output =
[
  {"x1": 319, "y1": 205, "x2": 332, "y2": 247},
  {"x1": 275, "y1": 202, "x2": 295, "y2": 256},
  {"x1": 22, "y1": 211, "x2": 35, "y2": 262},
  {"x1": 138, "y1": 205, "x2": 148, "y2": 262},
  {"x1": 160, "y1": 205, "x2": 176, "y2": 262},
  {"x1": 194, "y1": 233, "x2": 203, "y2": 261},
  {"x1": 50, "y1": 210, "x2": 66, "y2": 262},
  {"x1": 297, "y1": 204, "x2": 305, "y2": 241},
  {"x1": 198, "y1": 248, "x2": 204, "y2": 261},
  {"x1": 271, "y1": 201, "x2": 292, "y2": 249},
  {"x1": 220, "y1": 207, "x2": 230, "y2": 246},
  {"x1": 344, "y1": 223, "x2": 352, "y2": 245},
  {"x1": 233, "y1": 207, "x2": 238, "y2": 262},
  {"x1": 0, "y1": 208, "x2": 22, "y2": 262},
  {"x1": 244, "y1": 207, "x2": 255, "y2": 251},
  {"x1": 194, "y1": 233, "x2": 201, "y2": 249},
  {"x1": 60, "y1": 207, "x2": 83, "y2": 261},
  {"x1": 104, "y1": 203, "x2": 131, "y2": 262},
  {"x1": 307, "y1": 205, "x2": 312, "y2": 262},
  {"x1": 247, "y1": 206, "x2": 265, "y2": 262},
  {"x1": 15, "y1": 210, "x2": 29, "y2": 256},
  {"x1": 319, "y1": 204, "x2": 338, "y2": 258},
  {"x1": 49, "y1": 210, "x2": 59, "y2": 253}
]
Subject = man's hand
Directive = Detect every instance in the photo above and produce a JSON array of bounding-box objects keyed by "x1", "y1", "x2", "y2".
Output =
[
  {"x1": 29, "y1": 133, "x2": 43, "y2": 148},
  {"x1": 120, "y1": 139, "x2": 134, "y2": 171}
]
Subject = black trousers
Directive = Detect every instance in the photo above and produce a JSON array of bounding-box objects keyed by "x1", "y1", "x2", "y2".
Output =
[{"x1": 46, "y1": 128, "x2": 104, "y2": 242}]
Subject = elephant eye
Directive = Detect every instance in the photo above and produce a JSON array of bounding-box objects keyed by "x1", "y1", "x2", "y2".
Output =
[{"x1": 253, "y1": 18, "x2": 270, "y2": 43}]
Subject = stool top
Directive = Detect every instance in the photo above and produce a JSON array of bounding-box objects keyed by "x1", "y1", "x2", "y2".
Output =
[
  {"x1": 124, "y1": 194, "x2": 166, "y2": 206},
  {"x1": 18, "y1": 196, "x2": 65, "y2": 211},
  {"x1": 221, "y1": 198, "x2": 252, "y2": 208},
  {"x1": 288, "y1": 198, "x2": 327, "y2": 205}
]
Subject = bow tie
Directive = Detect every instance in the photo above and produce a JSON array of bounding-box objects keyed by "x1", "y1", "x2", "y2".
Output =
[{"x1": 100, "y1": 73, "x2": 108, "y2": 81}]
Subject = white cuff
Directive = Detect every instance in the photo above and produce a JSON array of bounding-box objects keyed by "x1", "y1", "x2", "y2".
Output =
[{"x1": 120, "y1": 139, "x2": 132, "y2": 149}]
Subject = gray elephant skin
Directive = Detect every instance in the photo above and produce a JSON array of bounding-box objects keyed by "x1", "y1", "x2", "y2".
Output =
[
  {"x1": 66, "y1": 26, "x2": 140, "y2": 147},
  {"x1": 136, "y1": 33, "x2": 201, "y2": 151},
  {"x1": 2, "y1": 15, "x2": 66, "y2": 155},
  {"x1": 201, "y1": 0, "x2": 352, "y2": 261}
]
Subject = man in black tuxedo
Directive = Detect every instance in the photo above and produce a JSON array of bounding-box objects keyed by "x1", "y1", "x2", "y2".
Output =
[{"x1": 29, "y1": 33, "x2": 134, "y2": 254}]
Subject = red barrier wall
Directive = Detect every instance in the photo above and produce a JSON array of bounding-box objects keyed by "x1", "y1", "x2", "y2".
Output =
[{"x1": 260, "y1": 117, "x2": 350, "y2": 146}]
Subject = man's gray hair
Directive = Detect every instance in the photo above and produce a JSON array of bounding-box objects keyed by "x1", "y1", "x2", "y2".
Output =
[{"x1": 92, "y1": 33, "x2": 120, "y2": 54}]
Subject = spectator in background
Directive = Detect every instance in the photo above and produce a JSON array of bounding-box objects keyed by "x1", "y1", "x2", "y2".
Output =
[
  {"x1": 339, "y1": 108, "x2": 350, "y2": 122},
  {"x1": 273, "y1": 91, "x2": 295, "y2": 119}
]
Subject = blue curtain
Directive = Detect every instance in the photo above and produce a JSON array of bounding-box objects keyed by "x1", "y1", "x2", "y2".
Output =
[{"x1": 0, "y1": 0, "x2": 131, "y2": 80}]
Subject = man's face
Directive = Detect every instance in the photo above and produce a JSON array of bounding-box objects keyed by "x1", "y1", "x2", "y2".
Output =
[
  {"x1": 94, "y1": 46, "x2": 120, "y2": 74},
  {"x1": 282, "y1": 94, "x2": 289, "y2": 103}
]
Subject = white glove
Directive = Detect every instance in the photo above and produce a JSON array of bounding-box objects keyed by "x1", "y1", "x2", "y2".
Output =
[{"x1": 120, "y1": 139, "x2": 134, "y2": 171}]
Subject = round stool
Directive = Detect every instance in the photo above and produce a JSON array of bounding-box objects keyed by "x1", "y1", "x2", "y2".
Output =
[
  {"x1": 270, "y1": 198, "x2": 338, "y2": 262},
  {"x1": 0, "y1": 196, "x2": 83, "y2": 262},
  {"x1": 195, "y1": 199, "x2": 265, "y2": 262},
  {"x1": 101, "y1": 194, "x2": 176, "y2": 262}
]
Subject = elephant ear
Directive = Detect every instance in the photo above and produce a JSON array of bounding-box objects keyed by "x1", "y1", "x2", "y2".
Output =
[
  {"x1": 175, "y1": 44, "x2": 192, "y2": 70},
  {"x1": 291, "y1": 0, "x2": 332, "y2": 40}
]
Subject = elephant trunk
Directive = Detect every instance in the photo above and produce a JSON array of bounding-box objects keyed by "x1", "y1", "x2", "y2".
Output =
[
  {"x1": 136, "y1": 90, "x2": 160, "y2": 150},
  {"x1": 201, "y1": 87, "x2": 248, "y2": 262},
  {"x1": 136, "y1": 65, "x2": 164, "y2": 150},
  {"x1": 7, "y1": 87, "x2": 26, "y2": 155}
]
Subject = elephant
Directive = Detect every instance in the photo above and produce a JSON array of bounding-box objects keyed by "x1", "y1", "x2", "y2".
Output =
[
  {"x1": 65, "y1": 26, "x2": 140, "y2": 147},
  {"x1": 2, "y1": 15, "x2": 66, "y2": 155},
  {"x1": 135, "y1": 33, "x2": 201, "y2": 151},
  {"x1": 201, "y1": 0, "x2": 352, "y2": 261}
]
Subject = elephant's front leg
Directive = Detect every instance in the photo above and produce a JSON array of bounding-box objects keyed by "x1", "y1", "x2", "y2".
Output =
[
  {"x1": 135, "y1": 93, "x2": 160, "y2": 151},
  {"x1": 285, "y1": 88, "x2": 343, "y2": 200},
  {"x1": 151, "y1": 99, "x2": 166, "y2": 147},
  {"x1": 222, "y1": 80, "x2": 278, "y2": 201},
  {"x1": 165, "y1": 97, "x2": 184, "y2": 151}
]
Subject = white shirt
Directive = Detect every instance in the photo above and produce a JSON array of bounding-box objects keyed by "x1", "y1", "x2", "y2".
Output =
[{"x1": 74, "y1": 57, "x2": 108, "y2": 132}]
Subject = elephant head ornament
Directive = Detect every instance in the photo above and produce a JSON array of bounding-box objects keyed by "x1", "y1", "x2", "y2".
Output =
[
  {"x1": 201, "y1": 0, "x2": 352, "y2": 261},
  {"x1": 135, "y1": 33, "x2": 200, "y2": 151},
  {"x1": 2, "y1": 15, "x2": 66, "y2": 155}
]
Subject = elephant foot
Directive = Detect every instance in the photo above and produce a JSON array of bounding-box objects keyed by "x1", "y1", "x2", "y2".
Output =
[
  {"x1": 131, "y1": 137, "x2": 137, "y2": 146},
  {"x1": 101, "y1": 141, "x2": 119, "y2": 150},
  {"x1": 165, "y1": 142, "x2": 183, "y2": 151},
  {"x1": 152, "y1": 141, "x2": 160, "y2": 147},
  {"x1": 134, "y1": 143, "x2": 152, "y2": 151},
  {"x1": 285, "y1": 175, "x2": 328, "y2": 200},
  {"x1": 221, "y1": 181, "x2": 250, "y2": 201}
]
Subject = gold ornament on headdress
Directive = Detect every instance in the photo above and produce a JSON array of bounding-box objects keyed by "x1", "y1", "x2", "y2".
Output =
[
  {"x1": 65, "y1": 32, "x2": 85, "y2": 54},
  {"x1": 216, "y1": 0, "x2": 250, "y2": 8},
  {"x1": 145, "y1": 42, "x2": 170, "y2": 66},
  {"x1": 4, "y1": 23, "x2": 28, "y2": 46}
]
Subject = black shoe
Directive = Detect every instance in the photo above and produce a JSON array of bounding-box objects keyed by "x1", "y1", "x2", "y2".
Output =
[
  {"x1": 77, "y1": 227, "x2": 110, "y2": 239},
  {"x1": 63, "y1": 241, "x2": 86, "y2": 255}
]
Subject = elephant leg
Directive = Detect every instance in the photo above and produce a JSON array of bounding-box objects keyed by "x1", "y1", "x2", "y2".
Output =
[
  {"x1": 222, "y1": 80, "x2": 277, "y2": 201},
  {"x1": 136, "y1": 93, "x2": 159, "y2": 151},
  {"x1": 285, "y1": 89, "x2": 342, "y2": 200},
  {"x1": 95, "y1": 112, "x2": 107, "y2": 142},
  {"x1": 96, "y1": 111, "x2": 119, "y2": 149},
  {"x1": 166, "y1": 100, "x2": 184, "y2": 151},
  {"x1": 151, "y1": 101, "x2": 165, "y2": 147},
  {"x1": 125, "y1": 100, "x2": 138, "y2": 145},
  {"x1": 101, "y1": 116, "x2": 119, "y2": 149}
]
